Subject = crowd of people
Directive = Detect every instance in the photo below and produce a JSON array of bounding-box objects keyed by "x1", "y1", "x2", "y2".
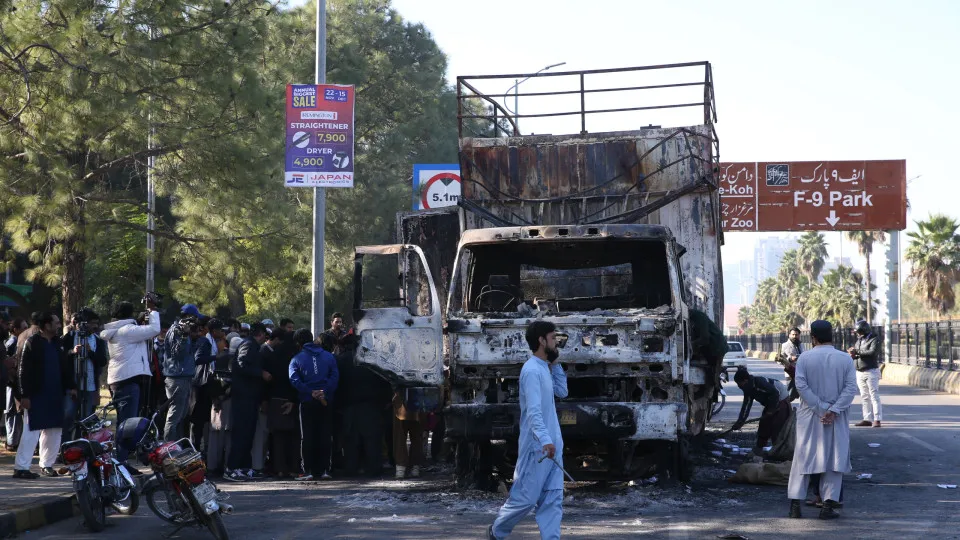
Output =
[
  {"x1": 0, "y1": 300, "x2": 446, "y2": 482},
  {"x1": 729, "y1": 319, "x2": 883, "y2": 519}
]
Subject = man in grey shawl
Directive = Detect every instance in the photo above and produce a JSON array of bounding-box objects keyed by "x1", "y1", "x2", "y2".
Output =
[{"x1": 787, "y1": 320, "x2": 858, "y2": 520}]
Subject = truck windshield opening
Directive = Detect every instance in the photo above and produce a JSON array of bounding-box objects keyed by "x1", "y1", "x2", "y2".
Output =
[{"x1": 459, "y1": 239, "x2": 672, "y2": 314}]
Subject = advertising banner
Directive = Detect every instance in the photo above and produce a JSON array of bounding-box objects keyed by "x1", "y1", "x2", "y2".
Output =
[{"x1": 285, "y1": 84, "x2": 355, "y2": 188}]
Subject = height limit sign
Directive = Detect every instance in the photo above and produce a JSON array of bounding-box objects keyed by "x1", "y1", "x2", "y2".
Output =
[{"x1": 413, "y1": 164, "x2": 461, "y2": 211}]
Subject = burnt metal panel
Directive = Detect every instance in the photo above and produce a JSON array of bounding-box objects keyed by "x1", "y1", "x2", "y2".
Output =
[{"x1": 456, "y1": 126, "x2": 721, "y2": 323}]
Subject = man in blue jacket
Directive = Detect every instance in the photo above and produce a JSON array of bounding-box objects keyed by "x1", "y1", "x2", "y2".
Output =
[
  {"x1": 162, "y1": 306, "x2": 205, "y2": 441},
  {"x1": 289, "y1": 329, "x2": 339, "y2": 481}
]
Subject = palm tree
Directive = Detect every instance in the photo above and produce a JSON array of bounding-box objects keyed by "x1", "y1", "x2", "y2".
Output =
[
  {"x1": 815, "y1": 265, "x2": 873, "y2": 327},
  {"x1": 845, "y1": 230, "x2": 887, "y2": 322},
  {"x1": 797, "y1": 232, "x2": 829, "y2": 282},
  {"x1": 737, "y1": 305, "x2": 752, "y2": 332},
  {"x1": 905, "y1": 214, "x2": 960, "y2": 318}
]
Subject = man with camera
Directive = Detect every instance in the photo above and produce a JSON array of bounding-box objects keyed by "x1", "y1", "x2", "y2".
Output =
[
  {"x1": 102, "y1": 294, "x2": 162, "y2": 466},
  {"x1": 162, "y1": 304, "x2": 208, "y2": 441},
  {"x1": 61, "y1": 309, "x2": 108, "y2": 440}
]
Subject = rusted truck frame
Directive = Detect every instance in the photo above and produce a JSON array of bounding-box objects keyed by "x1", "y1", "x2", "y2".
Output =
[{"x1": 354, "y1": 63, "x2": 723, "y2": 484}]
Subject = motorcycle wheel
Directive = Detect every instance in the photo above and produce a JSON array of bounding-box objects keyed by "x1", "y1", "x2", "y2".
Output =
[
  {"x1": 203, "y1": 511, "x2": 230, "y2": 540},
  {"x1": 77, "y1": 471, "x2": 107, "y2": 531},
  {"x1": 144, "y1": 483, "x2": 190, "y2": 524},
  {"x1": 111, "y1": 486, "x2": 140, "y2": 515}
]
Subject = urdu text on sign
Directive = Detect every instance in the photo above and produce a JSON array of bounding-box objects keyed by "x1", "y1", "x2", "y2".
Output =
[{"x1": 718, "y1": 160, "x2": 906, "y2": 232}]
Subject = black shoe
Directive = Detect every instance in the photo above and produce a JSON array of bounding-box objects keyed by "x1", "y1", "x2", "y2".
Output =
[
  {"x1": 124, "y1": 463, "x2": 143, "y2": 476},
  {"x1": 789, "y1": 499, "x2": 802, "y2": 518},
  {"x1": 819, "y1": 499, "x2": 840, "y2": 520},
  {"x1": 40, "y1": 467, "x2": 59, "y2": 477},
  {"x1": 487, "y1": 525, "x2": 497, "y2": 540},
  {"x1": 13, "y1": 469, "x2": 40, "y2": 479}
]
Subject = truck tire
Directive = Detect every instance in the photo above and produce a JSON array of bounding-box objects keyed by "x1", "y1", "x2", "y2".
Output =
[
  {"x1": 454, "y1": 442, "x2": 497, "y2": 491},
  {"x1": 656, "y1": 437, "x2": 693, "y2": 485}
]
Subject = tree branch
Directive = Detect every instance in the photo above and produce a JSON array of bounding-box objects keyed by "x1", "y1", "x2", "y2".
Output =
[
  {"x1": 83, "y1": 144, "x2": 184, "y2": 182},
  {"x1": 94, "y1": 219, "x2": 284, "y2": 244}
]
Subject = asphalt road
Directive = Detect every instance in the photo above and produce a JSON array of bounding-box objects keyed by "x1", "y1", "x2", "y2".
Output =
[{"x1": 29, "y1": 358, "x2": 960, "y2": 540}]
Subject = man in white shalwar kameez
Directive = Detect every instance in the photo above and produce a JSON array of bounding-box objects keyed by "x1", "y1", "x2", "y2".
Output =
[
  {"x1": 788, "y1": 320, "x2": 859, "y2": 519},
  {"x1": 488, "y1": 321, "x2": 568, "y2": 540}
]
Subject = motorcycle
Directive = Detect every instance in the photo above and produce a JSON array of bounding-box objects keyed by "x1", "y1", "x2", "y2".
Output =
[
  {"x1": 116, "y1": 398, "x2": 233, "y2": 540},
  {"x1": 58, "y1": 400, "x2": 140, "y2": 532}
]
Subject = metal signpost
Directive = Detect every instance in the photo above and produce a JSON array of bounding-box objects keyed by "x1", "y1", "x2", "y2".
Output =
[{"x1": 282, "y1": 0, "x2": 358, "y2": 335}]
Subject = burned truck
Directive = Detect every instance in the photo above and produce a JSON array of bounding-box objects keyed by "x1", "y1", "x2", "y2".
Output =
[{"x1": 352, "y1": 63, "x2": 724, "y2": 484}]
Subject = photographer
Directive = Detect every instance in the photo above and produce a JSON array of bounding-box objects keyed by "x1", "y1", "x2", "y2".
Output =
[
  {"x1": 61, "y1": 309, "x2": 108, "y2": 439},
  {"x1": 162, "y1": 305, "x2": 206, "y2": 441},
  {"x1": 102, "y1": 295, "x2": 161, "y2": 465}
]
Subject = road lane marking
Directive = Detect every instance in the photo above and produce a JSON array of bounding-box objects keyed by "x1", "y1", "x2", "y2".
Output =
[{"x1": 897, "y1": 432, "x2": 945, "y2": 453}]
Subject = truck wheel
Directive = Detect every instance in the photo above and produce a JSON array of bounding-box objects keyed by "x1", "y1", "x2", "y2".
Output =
[
  {"x1": 454, "y1": 442, "x2": 497, "y2": 491},
  {"x1": 656, "y1": 438, "x2": 693, "y2": 485},
  {"x1": 454, "y1": 442, "x2": 473, "y2": 489},
  {"x1": 674, "y1": 436, "x2": 693, "y2": 483}
]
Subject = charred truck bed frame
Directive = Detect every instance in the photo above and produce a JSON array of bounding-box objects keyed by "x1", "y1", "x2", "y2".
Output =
[{"x1": 354, "y1": 63, "x2": 724, "y2": 485}]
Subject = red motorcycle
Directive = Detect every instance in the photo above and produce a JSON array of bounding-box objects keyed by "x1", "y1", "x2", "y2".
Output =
[
  {"x1": 117, "y1": 402, "x2": 232, "y2": 539},
  {"x1": 59, "y1": 400, "x2": 140, "y2": 531}
]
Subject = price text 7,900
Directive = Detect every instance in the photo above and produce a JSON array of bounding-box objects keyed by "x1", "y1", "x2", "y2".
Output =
[
  {"x1": 293, "y1": 157, "x2": 324, "y2": 167},
  {"x1": 317, "y1": 133, "x2": 347, "y2": 143}
]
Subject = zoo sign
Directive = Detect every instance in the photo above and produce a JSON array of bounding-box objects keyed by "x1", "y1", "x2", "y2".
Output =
[
  {"x1": 719, "y1": 160, "x2": 907, "y2": 232},
  {"x1": 413, "y1": 164, "x2": 461, "y2": 211},
  {"x1": 284, "y1": 84, "x2": 355, "y2": 188}
]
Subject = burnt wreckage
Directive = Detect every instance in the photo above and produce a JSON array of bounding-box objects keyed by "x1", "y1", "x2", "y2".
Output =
[{"x1": 352, "y1": 63, "x2": 724, "y2": 485}]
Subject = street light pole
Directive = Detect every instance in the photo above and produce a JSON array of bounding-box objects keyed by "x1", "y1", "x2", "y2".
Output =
[
  {"x1": 506, "y1": 62, "x2": 566, "y2": 135},
  {"x1": 146, "y1": 26, "x2": 156, "y2": 296},
  {"x1": 311, "y1": 0, "x2": 327, "y2": 336}
]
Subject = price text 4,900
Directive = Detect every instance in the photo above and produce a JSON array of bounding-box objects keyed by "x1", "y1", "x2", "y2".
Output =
[{"x1": 293, "y1": 157, "x2": 324, "y2": 167}]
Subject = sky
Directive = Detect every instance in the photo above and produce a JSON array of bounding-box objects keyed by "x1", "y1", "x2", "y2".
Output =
[{"x1": 293, "y1": 0, "x2": 959, "y2": 274}]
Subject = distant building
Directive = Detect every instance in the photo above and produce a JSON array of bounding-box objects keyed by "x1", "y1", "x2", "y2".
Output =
[{"x1": 754, "y1": 236, "x2": 797, "y2": 281}]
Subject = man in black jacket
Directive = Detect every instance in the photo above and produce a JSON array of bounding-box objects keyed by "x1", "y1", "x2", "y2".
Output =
[
  {"x1": 733, "y1": 367, "x2": 791, "y2": 454},
  {"x1": 337, "y1": 334, "x2": 389, "y2": 477},
  {"x1": 62, "y1": 309, "x2": 108, "y2": 439},
  {"x1": 849, "y1": 320, "x2": 883, "y2": 428},
  {"x1": 225, "y1": 323, "x2": 271, "y2": 481},
  {"x1": 264, "y1": 329, "x2": 300, "y2": 478},
  {"x1": 14, "y1": 312, "x2": 76, "y2": 478}
]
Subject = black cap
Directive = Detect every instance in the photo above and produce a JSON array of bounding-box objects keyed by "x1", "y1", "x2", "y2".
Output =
[{"x1": 810, "y1": 320, "x2": 833, "y2": 343}]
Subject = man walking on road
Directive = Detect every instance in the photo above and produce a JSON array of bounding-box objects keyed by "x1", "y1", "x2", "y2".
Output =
[
  {"x1": 788, "y1": 320, "x2": 859, "y2": 520},
  {"x1": 849, "y1": 319, "x2": 883, "y2": 428},
  {"x1": 489, "y1": 321, "x2": 568, "y2": 540}
]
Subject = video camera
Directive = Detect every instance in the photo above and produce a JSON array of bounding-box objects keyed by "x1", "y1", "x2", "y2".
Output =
[
  {"x1": 139, "y1": 291, "x2": 163, "y2": 324},
  {"x1": 73, "y1": 307, "x2": 93, "y2": 339}
]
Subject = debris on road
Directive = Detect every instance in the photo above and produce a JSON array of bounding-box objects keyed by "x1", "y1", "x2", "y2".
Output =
[
  {"x1": 867, "y1": 443, "x2": 881, "y2": 448},
  {"x1": 370, "y1": 514, "x2": 426, "y2": 523},
  {"x1": 856, "y1": 473, "x2": 873, "y2": 480},
  {"x1": 729, "y1": 461, "x2": 791, "y2": 486}
]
